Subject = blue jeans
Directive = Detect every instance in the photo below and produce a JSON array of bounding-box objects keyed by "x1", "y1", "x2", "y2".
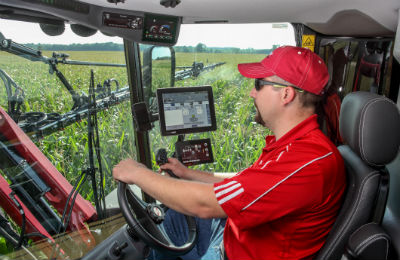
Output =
[{"x1": 149, "y1": 209, "x2": 226, "y2": 260}]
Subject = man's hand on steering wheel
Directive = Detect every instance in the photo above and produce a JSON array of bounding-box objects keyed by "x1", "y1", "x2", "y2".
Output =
[{"x1": 114, "y1": 158, "x2": 198, "y2": 255}]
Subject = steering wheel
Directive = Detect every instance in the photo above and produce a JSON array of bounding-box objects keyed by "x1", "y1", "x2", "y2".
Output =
[{"x1": 117, "y1": 182, "x2": 198, "y2": 255}]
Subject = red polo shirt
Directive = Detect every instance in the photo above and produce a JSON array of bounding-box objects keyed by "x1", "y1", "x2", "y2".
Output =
[{"x1": 214, "y1": 115, "x2": 346, "y2": 260}]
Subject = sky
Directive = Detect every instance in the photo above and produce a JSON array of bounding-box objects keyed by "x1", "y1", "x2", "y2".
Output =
[{"x1": 0, "y1": 19, "x2": 295, "y2": 49}]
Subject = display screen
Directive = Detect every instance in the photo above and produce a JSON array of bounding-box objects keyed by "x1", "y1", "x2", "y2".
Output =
[
  {"x1": 175, "y1": 139, "x2": 214, "y2": 166},
  {"x1": 157, "y1": 86, "x2": 216, "y2": 136},
  {"x1": 142, "y1": 14, "x2": 178, "y2": 44}
]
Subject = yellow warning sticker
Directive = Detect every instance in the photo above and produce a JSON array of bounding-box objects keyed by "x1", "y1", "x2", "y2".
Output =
[{"x1": 302, "y1": 35, "x2": 315, "y2": 52}]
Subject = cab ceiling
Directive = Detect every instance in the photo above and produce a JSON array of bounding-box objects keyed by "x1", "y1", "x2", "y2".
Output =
[{"x1": 81, "y1": 0, "x2": 400, "y2": 37}]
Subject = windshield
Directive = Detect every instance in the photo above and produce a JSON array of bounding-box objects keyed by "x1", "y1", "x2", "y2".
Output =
[
  {"x1": 0, "y1": 20, "x2": 132, "y2": 259},
  {"x1": 0, "y1": 19, "x2": 295, "y2": 259},
  {"x1": 142, "y1": 23, "x2": 295, "y2": 173}
]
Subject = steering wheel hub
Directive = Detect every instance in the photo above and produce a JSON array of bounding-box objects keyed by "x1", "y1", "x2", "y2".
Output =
[{"x1": 146, "y1": 204, "x2": 165, "y2": 224}]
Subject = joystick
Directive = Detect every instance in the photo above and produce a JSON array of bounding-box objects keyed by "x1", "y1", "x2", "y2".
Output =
[{"x1": 156, "y1": 149, "x2": 179, "y2": 178}]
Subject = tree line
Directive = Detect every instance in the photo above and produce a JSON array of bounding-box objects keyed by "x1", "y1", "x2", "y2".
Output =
[
  {"x1": 175, "y1": 43, "x2": 277, "y2": 54},
  {"x1": 25, "y1": 42, "x2": 277, "y2": 54}
]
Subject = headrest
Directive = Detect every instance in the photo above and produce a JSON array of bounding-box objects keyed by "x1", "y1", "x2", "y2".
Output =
[{"x1": 339, "y1": 92, "x2": 400, "y2": 167}]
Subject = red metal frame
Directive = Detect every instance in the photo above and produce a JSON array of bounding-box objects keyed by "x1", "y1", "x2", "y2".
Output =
[{"x1": 0, "y1": 106, "x2": 97, "y2": 255}]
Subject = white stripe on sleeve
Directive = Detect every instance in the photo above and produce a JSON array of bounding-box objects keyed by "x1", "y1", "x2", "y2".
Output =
[
  {"x1": 214, "y1": 181, "x2": 238, "y2": 191},
  {"x1": 216, "y1": 183, "x2": 242, "y2": 198},
  {"x1": 218, "y1": 188, "x2": 244, "y2": 205}
]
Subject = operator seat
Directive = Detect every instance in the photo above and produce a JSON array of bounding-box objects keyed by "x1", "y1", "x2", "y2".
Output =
[{"x1": 315, "y1": 91, "x2": 400, "y2": 260}]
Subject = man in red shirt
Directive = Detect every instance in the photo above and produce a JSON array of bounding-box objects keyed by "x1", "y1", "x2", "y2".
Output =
[{"x1": 113, "y1": 46, "x2": 346, "y2": 260}]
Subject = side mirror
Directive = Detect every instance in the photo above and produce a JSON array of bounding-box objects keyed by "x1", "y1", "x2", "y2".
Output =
[{"x1": 143, "y1": 46, "x2": 175, "y2": 104}]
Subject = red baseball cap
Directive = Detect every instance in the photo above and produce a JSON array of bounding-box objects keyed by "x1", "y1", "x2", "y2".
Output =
[{"x1": 238, "y1": 46, "x2": 329, "y2": 95}]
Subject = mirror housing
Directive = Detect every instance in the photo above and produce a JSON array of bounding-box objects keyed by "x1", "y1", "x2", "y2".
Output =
[
  {"x1": 39, "y1": 22, "x2": 65, "y2": 36},
  {"x1": 70, "y1": 24, "x2": 97, "y2": 37}
]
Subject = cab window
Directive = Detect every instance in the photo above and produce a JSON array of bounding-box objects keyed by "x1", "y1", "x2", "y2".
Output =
[{"x1": 141, "y1": 23, "x2": 295, "y2": 173}]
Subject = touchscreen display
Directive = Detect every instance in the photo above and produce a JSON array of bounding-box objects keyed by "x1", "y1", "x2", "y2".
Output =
[{"x1": 157, "y1": 86, "x2": 216, "y2": 136}]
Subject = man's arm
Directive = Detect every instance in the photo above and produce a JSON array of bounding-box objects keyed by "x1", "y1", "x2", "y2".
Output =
[
  {"x1": 113, "y1": 158, "x2": 227, "y2": 219},
  {"x1": 160, "y1": 157, "x2": 228, "y2": 183}
]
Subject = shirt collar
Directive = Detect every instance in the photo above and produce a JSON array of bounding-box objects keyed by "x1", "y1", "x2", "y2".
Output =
[{"x1": 264, "y1": 114, "x2": 320, "y2": 152}]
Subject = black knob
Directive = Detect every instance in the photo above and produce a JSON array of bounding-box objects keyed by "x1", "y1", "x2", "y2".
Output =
[
  {"x1": 112, "y1": 242, "x2": 128, "y2": 256},
  {"x1": 155, "y1": 149, "x2": 179, "y2": 178}
]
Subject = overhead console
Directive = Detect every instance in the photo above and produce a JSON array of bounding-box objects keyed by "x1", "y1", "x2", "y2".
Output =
[
  {"x1": 102, "y1": 12, "x2": 179, "y2": 45},
  {"x1": 0, "y1": 0, "x2": 181, "y2": 46}
]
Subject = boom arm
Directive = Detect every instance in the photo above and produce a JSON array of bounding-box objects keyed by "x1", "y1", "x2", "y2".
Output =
[
  {"x1": 0, "y1": 32, "x2": 126, "y2": 110},
  {"x1": 0, "y1": 33, "x2": 131, "y2": 137}
]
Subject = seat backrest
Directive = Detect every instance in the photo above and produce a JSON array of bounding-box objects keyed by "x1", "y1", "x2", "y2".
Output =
[
  {"x1": 316, "y1": 91, "x2": 400, "y2": 260},
  {"x1": 382, "y1": 152, "x2": 400, "y2": 258}
]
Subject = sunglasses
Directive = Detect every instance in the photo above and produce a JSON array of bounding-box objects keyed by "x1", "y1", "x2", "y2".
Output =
[{"x1": 254, "y1": 79, "x2": 303, "y2": 93}]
